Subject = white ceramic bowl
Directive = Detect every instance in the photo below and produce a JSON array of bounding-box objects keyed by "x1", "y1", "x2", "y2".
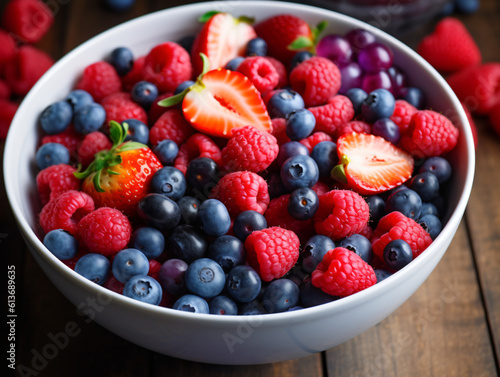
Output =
[{"x1": 4, "y1": 0, "x2": 475, "y2": 365}]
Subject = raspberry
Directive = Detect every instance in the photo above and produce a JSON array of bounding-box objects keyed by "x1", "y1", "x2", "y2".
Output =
[
  {"x1": 244, "y1": 227, "x2": 300, "y2": 282},
  {"x1": 221, "y1": 125, "x2": 279, "y2": 173},
  {"x1": 78, "y1": 207, "x2": 132, "y2": 256},
  {"x1": 0, "y1": 29, "x2": 17, "y2": 68},
  {"x1": 0, "y1": 99, "x2": 18, "y2": 140},
  {"x1": 1, "y1": 0, "x2": 54, "y2": 44},
  {"x1": 311, "y1": 181, "x2": 330, "y2": 196},
  {"x1": 121, "y1": 55, "x2": 146, "y2": 92},
  {"x1": 148, "y1": 92, "x2": 174, "y2": 125},
  {"x1": 311, "y1": 247, "x2": 376, "y2": 297},
  {"x1": 399, "y1": 110, "x2": 459, "y2": 159},
  {"x1": 264, "y1": 194, "x2": 315, "y2": 242},
  {"x1": 75, "y1": 61, "x2": 122, "y2": 102},
  {"x1": 309, "y1": 95, "x2": 355, "y2": 137},
  {"x1": 77, "y1": 131, "x2": 112, "y2": 166},
  {"x1": 142, "y1": 42, "x2": 192, "y2": 93},
  {"x1": 101, "y1": 92, "x2": 148, "y2": 125},
  {"x1": 3, "y1": 45, "x2": 53, "y2": 96},
  {"x1": 148, "y1": 259, "x2": 162, "y2": 281},
  {"x1": 270, "y1": 117, "x2": 290, "y2": 145},
  {"x1": 289, "y1": 56, "x2": 341, "y2": 107},
  {"x1": 0, "y1": 79, "x2": 10, "y2": 100},
  {"x1": 39, "y1": 190, "x2": 95, "y2": 236},
  {"x1": 299, "y1": 132, "x2": 333, "y2": 153},
  {"x1": 40, "y1": 126, "x2": 82, "y2": 158},
  {"x1": 149, "y1": 108, "x2": 195, "y2": 146},
  {"x1": 313, "y1": 189, "x2": 370, "y2": 241},
  {"x1": 336, "y1": 120, "x2": 371, "y2": 140},
  {"x1": 103, "y1": 275, "x2": 124, "y2": 294},
  {"x1": 390, "y1": 100, "x2": 418, "y2": 135},
  {"x1": 174, "y1": 133, "x2": 222, "y2": 175},
  {"x1": 265, "y1": 57, "x2": 288, "y2": 88},
  {"x1": 371, "y1": 211, "x2": 433, "y2": 259},
  {"x1": 237, "y1": 56, "x2": 279, "y2": 93},
  {"x1": 36, "y1": 164, "x2": 81, "y2": 206},
  {"x1": 210, "y1": 171, "x2": 270, "y2": 216},
  {"x1": 359, "y1": 224, "x2": 374, "y2": 240}
]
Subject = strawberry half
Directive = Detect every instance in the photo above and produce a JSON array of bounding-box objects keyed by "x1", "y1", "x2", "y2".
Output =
[
  {"x1": 191, "y1": 11, "x2": 257, "y2": 75},
  {"x1": 332, "y1": 132, "x2": 414, "y2": 195}
]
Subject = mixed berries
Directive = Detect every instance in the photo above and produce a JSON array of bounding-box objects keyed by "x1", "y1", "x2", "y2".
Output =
[{"x1": 35, "y1": 10, "x2": 461, "y2": 315}]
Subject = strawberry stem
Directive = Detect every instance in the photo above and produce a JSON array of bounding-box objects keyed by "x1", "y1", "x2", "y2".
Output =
[
  {"x1": 287, "y1": 20, "x2": 328, "y2": 54},
  {"x1": 331, "y1": 155, "x2": 350, "y2": 184}
]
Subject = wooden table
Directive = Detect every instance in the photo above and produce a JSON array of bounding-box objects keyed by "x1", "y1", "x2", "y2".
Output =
[{"x1": 2, "y1": 0, "x2": 500, "y2": 375}]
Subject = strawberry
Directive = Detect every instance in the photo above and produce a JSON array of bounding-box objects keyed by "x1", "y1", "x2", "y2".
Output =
[
  {"x1": 159, "y1": 54, "x2": 272, "y2": 138},
  {"x1": 74, "y1": 121, "x2": 163, "y2": 216},
  {"x1": 332, "y1": 132, "x2": 414, "y2": 195},
  {"x1": 191, "y1": 11, "x2": 257, "y2": 75}
]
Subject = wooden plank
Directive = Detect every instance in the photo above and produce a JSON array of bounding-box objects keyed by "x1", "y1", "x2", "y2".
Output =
[{"x1": 325, "y1": 221, "x2": 497, "y2": 377}]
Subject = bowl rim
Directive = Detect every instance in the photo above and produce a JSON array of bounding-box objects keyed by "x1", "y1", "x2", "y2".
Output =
[{"x1": 4, "y1": 0, "x2": 475, "y2": 324}]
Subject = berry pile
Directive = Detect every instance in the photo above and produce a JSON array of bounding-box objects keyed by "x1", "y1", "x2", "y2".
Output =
[{"x1": 35, "y1": 11, "x2": 460, "y2": 315}]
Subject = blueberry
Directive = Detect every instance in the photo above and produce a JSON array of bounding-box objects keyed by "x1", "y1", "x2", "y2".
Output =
[
  {"x1": 346, "y1": 88, "x2": 368, "y2": 115},
  {"x1": 399, "y1": 87, "x2": 425, "y2": 109},
  {"x1": 239, "y1": 299, "x2": 267, "y2": 315},
  {"x1": 280, "y1": 155, "x2": 319, "y2": 191},
  {"x1": 130, "y1": 227, "x2": 165, "y2": 259},
  {"x1": 110, "y1": 46, "x2": 134, "y2": 75},
  {"x1": 372, "y1": 118, "x2": 400, "y2": 144},
  {"x1": 311, "y1": 141, "x2": 338, "y2": 177},
  {"x1": 245, "y1": 37, "x2": 267, "y2": 56},
  {"x1": 290, "y1": 51, "x2": 313, "y2": 70},
  {"x1": 285, "y1": 108, "x2": 316, "y2": 141},
  {"x1": 287, "y1": 306, "x2": 303, "y2": 311},
  {"x1": 299, "y1": 278, "x2": 338, "y2": 308},
  {"x1": 224, "y1": 56, "x2": 245, "y2": 71},
  {"x1": 66, "y1": 89, "x2": 94, "y2": 112},
  {"x1": 43, "y1": 229, "x2": 78, "y2": 260},
  {"x1": 409, "y1": 172, "x2": 440, "y2": 202},
  {"x1": 104, "y1": 0, "x2": 136, "y2": 12},
  {"x1": 361, "y1": 88, "x2": 395, "y2": 123},
  {"x1": 383, "y1": 239, "x2": 413, "y2": 270},
  {"x1": 158, "y1": 258, "x2": 188, "y2": 295},
  {"x1": 455, "y1": 0, "x2": 480, "y2": 14},
  {"x1": 287, "y1": 187, "x2": 319, "y2": 220},
  {"x1": 301, "y1": 235, "x2": 335, "y2": 273},
  {"x1": 267, "y1": 171, "x2": 288, "y2": 198},
  {"x1": 226, "y1": 265, "x2": 262, "y2": 303},
  {"x1": 209, "y1": 295, "x2": 238, "y2": 315},
  {"x1": 419, "y1": 156, "x2": 452, "y2": 184},
  {"x1": 185, "y1": 258, "x2": 225, "y2": 299},
  {"x1": 421, "y1": 202, "x2": 440, "y2": 218},
  {"x1": 150, "y1": 166, "x2": 186, "y2": 201},
  {"x1": 131, "y1": 80, "x2": 158, "y2": 108},
  {"x1": 74, "y1": 253, "x2": 110, "y2": 285},
  {"x1": 339, "y1": 234, "x2": 373, "y2": 263},
  {"x1": 266, "y1": 89, "x2": 305, "y2": 119},
  {"x1": 365, "y1": 195, "x2": 385, "y2": 227},
  {"x1": 232, "y1": 210, "x2": 267, "y2": 241},
  {"x1": 277, "y1": 141, "x2": 309, "y2": 166},
  {"x1": 197, "y1": 199, "x2": 231, "y2": 236},
  {"x1": 418, "y1": 214, "x2": 442, "y2": 240},
  {"x1": 166, "y1": 224, "x2": 207, "y2": 263},
  {"x1": 385, "y1": 188, "x2": 422, "y2": 220},
  {"x1": 173, "y1": 294, "x2": 209, "y2": 313},
  {"x1": 73, "y1": 103, "x2": 106, "y2": 134},
  {"x1": 177, "y1": 35, "x2": 195, "y2": 53},
  {"x1": 440, "y1": 1, "x2": 456, "y2": 16},
  {"x1": 186, "y1": 157, "x2": 220, "y2": 199},
  {"x1": 262, "y1": 279, "x2": 299, "y2": 313},
  {"x1": 123, "y1": 118, "x2": 149, "y2": 144},
  {"x1": 177, "y1": 196, "x2": 200, "y2": 226},
  {"x1": 112, "y1": 248, "x2": 149, "y2": 283},
  {"x1": 36, "y1": 143, "x2": 70, "y2": 170},
  {"x1": 153, "y1": 139, "x2": 178, "y2": 165},
  {"x1": 374, "y1": 269, "x2": 392, "y2": 283},
  {"x1": 40, "y1": 101, "x2": 73, "y2": 135},
  {"x1": 123, "y1": 275, "x2": 162, "y2": 305},
  {"x1": 207, "y1": 235, "x2": 246, "y2": 272},
  {"x1": 137, "y1": 193, "x2": 181, "y2": 231},
  {"x1": 174, "y1": 80, "x2": 195, "y2": 95}
]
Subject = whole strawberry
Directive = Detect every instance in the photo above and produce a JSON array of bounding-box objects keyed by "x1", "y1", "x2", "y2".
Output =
[{"x1": 74, "y1": 121, "x2": 163, "y2": 216}]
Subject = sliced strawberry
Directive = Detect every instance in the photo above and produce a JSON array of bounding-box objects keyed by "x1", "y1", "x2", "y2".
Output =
[
  {"x1": 332, "y1": 132, "x2": 413, "y2": 195},
  {"x1": 191, "y1": 12, "x2": 257, "y2": 75}
]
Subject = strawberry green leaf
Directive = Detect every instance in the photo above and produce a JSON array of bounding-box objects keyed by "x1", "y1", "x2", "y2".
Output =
[
  {"x1": 287, "y1": 36, "x2": 314, "y2": 51},
  {"x1": 199, "y1": 10, "x2": 220, "y2": 23},
  {"x1": 107, "y1": 169, "x2": 121, "y2": 175},
  {"x1": 199, "y1": 52, "x2": 211, "y2": 77},
  {"x1": 116, "y1": 141, "x2": 148, "y2": 152},
  {"x1": 109, "y1": 120, "x2": 127, "y2": 147},
  {"x1": 311, "y1": 21, "x2": 328, "y2": 41},
  {"x1": 158, "y1": 91, "x2": 186, "y2": 107},
  {"x1": 93, "y1": 169, "x2": 105, "y2": 193},
  {"x1": 331, "y1": 164, "x2": 348, "y2": 184},
  {"x1": 237, "y1": 15, "x2": 255, "y2": 24}
]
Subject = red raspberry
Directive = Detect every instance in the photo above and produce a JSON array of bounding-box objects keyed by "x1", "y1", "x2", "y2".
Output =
[
  {"x1": 121, "y1": 56, "x2": 146, "y2": 92},
  {"x1": 1, "y1": 0, "x2": 53, "y2": 44},
  {"x1": 299, "y1": 132, "x2": 333, "y2": 153},
  {"x1": 148, "y1": 260, "x2": 162, "y2": 281},
  {"x1": 399, "y1": 110, "x2": 459, "y2": 159},
  {"x1": 264, "y1": 194, "x2": 315, "y2": 242},
  {"x1": 237, "y1": 56, "x2": 279, "y2": 93},
  {"x1": 359, "y1": 224, "x2": 374, "y2": 240},
  {"x1": 311, "y1": 181, "x2": 330, "y2": 196},
  {"x1": 390, "y1": 100, "x2": 418, "y2": 135},
  {"x1": 174, "y1": 133, "x2": 222, "y2": 175},
  {"x1": 313, "y1": 189, "x2": 370, "y2": 241},
  {"x1": 309, "y1": 95, "x2": 355, "y2": 137},
  {"x1": 311, "y1": 247, "x2": 376, "y2": 297},
  {"x1": 270, "y1": 117, "x2": 290, "y2": 145},
  {"x1": 36, "y1": 164, "x2": 81, "y2": 206},
  {"x1": 210, "y1": 171, "x2": 270, "y2": 216},
  {"x1": 290, "y1": 56, "x2": 341, "y2": 107},
  {"x1": 221, "y1": 125, "x2": 279, "y2": 173},
  {"x1": 336, "y1": 120, "x2": 371, "y2": 140},
  {"x1": 149, "y1": 108, "x2": 195, "y2": 146},
  {"x1": 101, "y1": 92, "x2": 148, "y2": 125},
  {"x1": 0, "y1": 79, "x2": 11, "y2": 100},
  {"x1": 3, "y1": 45, "x2": 53, "y2": 96},
  {"x1": 0, "y1": 29, "x2": 17, "y2": 69},
  {"x1": 371, "y1": 211, "x2": 433, "y2": 259},
  {"x1": 103, "y1": 275, "x2": 124, "y2": 294},
  {"x1": 75, "y1": 61, "x2": 122, "y2": 102},
  {"x1": 265, "y1": 57, "x2": 288, "y2": 88},
  {"x1": 77, "y1": 131, "x2": 112, "y2": 166},
  {"x1": 41, "y1": 126, "x2": 82, "y2": 158},
  {"x1": 39, "y1": 190, "x2": 95, "y2": 236},
  {"x1": 77, "y1": 207, "x2": 132, "y2": 256},
  {"x1": 0, "y1": 99, "x2": 18, "y2": 140},
  {"x1": 142, "y1": 42, "x2": 192, "y2": 93},
  {"x1": 244, "y1": 227, "x2": 300, "y2": 282},
  {"x1": 148, "y1": 92, "x2": 174, "y2": 125}
]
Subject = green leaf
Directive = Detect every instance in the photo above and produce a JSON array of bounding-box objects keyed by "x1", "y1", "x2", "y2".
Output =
[
  {"x1": 116, "y1": 141, "x2": 148, "y2": 153},
  {"x1": 287, "y1": 36, "x2": 314, "y2": 51},
  {"x1": 107, "y1": 169, "x2": 121, "y2": 175},
  {"x1": 199, "y1": 10, "x2": 220, "y2": 23},
  {"x1": 93, "y1": 169, "x2": 105, "y2": 193},
  {"x1": 109, "y1": 120, "x2": 125, "y2": 147},
  {"x1": 158, "y1": 91, "x2": 186, "y2": 107},
  {"x1": 199, "y1": 52, "x2": 211, "y2": 77},
  {"x1": 312, "y1": 20, "x2": 328, "y2": 40},
  {"x1": 237, "y1": 15, "x2": 255, "y2": 24},
  {"x1": 108, "y1": 155, "x2": 123, "y2": 167},
  {"x1": 331, "y1": 164, "x2": 348, "y2": 184}
]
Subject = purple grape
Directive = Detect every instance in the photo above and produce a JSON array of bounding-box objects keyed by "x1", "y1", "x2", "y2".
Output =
[
  {"x1": 361, "y1": 70, "x2": 393, "y2": 94},
  {"x1": 372, "y1": 118, "x2": 400, "y2": 144},
  {"x1": 316, "y1": 34, "x2": 353, "y2": 66},
  {"x1": 338, "y1": 61, "x2": 364, "y2": 94},
  {"x1": 345, "y1": 28, "x2": 377, "y2": 58},
  {"x1": 387, "y1": 66, "x2": 407, "y2": 96},
  {"x1": 158, "y1": 258, "x2": 188, "y2": 295},
  {"x1": 358, "y1": 42, "x2": 393, "y2": 73}
]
